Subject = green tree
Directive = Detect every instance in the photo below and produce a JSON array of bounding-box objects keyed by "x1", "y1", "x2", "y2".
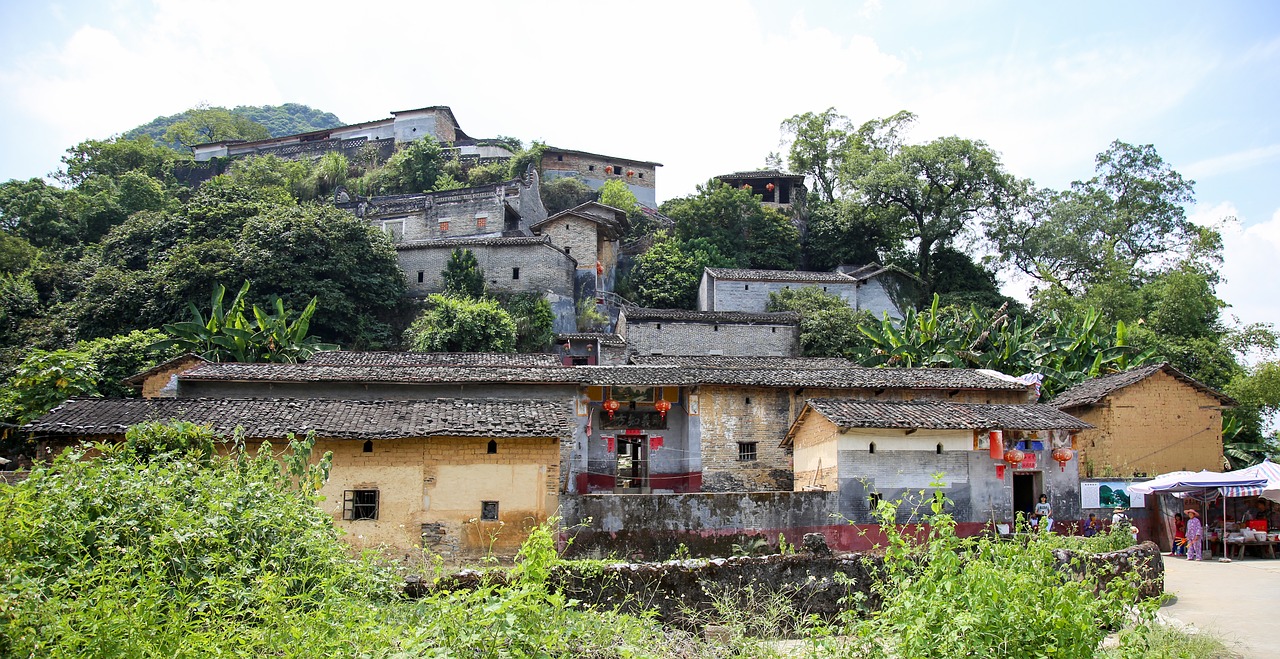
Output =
[
  {"x1": 628, "y1": 233, "x2": 735, "y2": 309},
  {"x1": 780, "y1": 108, "x2": 852, "y2": 203},
  {"x1": 404, "y1": 294, "x2": 517, "y2": 352},
  {"x1": 0, "y1": 349, "x2": 100, "y2": 426},
  {"x1": 842, "y1": 112, "x2": 1021, "y2": 297},
  {"x1": 442, "y1": 249, "x2": 486, "y2": 299},
  {"x1": 0, "y1": 178, "x2": 78, "y2": 248},
  {"x1": 541, "y1": 177, "x2": 598, "y2": 215},
  {"x1": 746, "y1": 206, "x2": 800, "y2": 270},
  {"x1": 162, "y1": 105, "x2": 271, "y2": 149},
  {"x1": 505, "y1": 141, "x2": 547, "y2": 180},
  {"x1": 598, "y1": 179, "x2": 638, "y2": 213},
  {"x1": 223, "y1": 154, "x2": 315, "y2": 200},
  {"x1": 504, "y1": 293, "x2": 555, "y2": 353},
  {"x1": 803, "y1": 199, "x2": 895, "y2": 271},
  {"x1": 58, "y1": 135, "x2": 187, "y2": 186},
  {"x1": 767, "y1": 286, "x2": 870, "y2": 358},
  {"x1": 663, "y1": 180, "x2": 800, "y2": 269},
  {"x1": 77, "y1": 329, "x2": 174, "y2": 398}
]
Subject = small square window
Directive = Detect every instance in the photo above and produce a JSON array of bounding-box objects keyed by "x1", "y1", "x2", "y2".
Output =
[
  {"x1": 565, "y1": 246, "x2": 571, "y2": 255},
  {"x1": 439, "y1": 221, "x2": 450, "y2": 232},
  {"x1": 557, "y1": 154, "x2": 564, "y2": 161},
  {"x1": 343, "y1": 490, "x2": 379, "y2": 521},
  {"x1": 639, "y1": 173, "x2": 644, "y2": 179},
  {"x1": 512, "y1": 267, "x2": 520, "y2": 280},
  {"x1": 745, "y1": 284, "x2": 749, "y2": 290},
  {"x1": 738, "y1": 442, "x2": 758, "y2": 462},
  {"x1": 476, "y1": 215, "x2": 487, "y2": 228},
  {"x1": 588, "y1": 165, "x2": 595, "y2": 171},
  {"x1": 481, "y1": 500, "x2": 499, "y2": 521},
  {"x1": 612, "y1": 166, "x2": 623, "y2": 175}
]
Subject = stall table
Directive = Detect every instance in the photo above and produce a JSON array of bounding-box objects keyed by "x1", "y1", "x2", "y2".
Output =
[{"x1": 1225, "y1": 539, "x2": 1279, "y2": 560}]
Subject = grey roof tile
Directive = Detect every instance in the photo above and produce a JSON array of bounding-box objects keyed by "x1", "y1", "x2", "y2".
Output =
[
  {"x1": 703, "y1": 268, "x2": 852, "y2": 283},
  {"x1": 396, "y1": 236, "x2": 552, "y2": 250},
  {"x1": 306, "y1": 352, "x2": 563, "y2": 368},
  {"x1": 554, "y1": 333, "x2": 627, "y2": 347},
  {"x1": 181, "y1": 362, "x2": 581, "y2": 384},
  {"x1": 24, "y1": 397, "x2": 571, "y2": 440},
  {"x1": 629, "y1": 355, "x2": 855, "y2": 369},
  {"x1": 621, "y1": 308, "x2": 800, "y2": 325},
  {"x1": 804, "y1": 398, "x2": 1091, "y2": 431}
]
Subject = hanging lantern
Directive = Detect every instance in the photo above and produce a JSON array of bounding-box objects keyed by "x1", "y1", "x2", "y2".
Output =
[
  {"x1": 1003, "y1": 448, "x2": 1026, "y2": 468},
  {"x1": 765, "y1": 182, "x2": 776, "y2": 192},
  {"x1": 602, "y1": 398, "x2": 621, "y2": 419},
  {"x1": 654, "y1": 399, "x2": 671, "y2": 420},
  {"x1": 1052, "y1": 447, "x2": 1074, "y2": 472},
  {"x1": 626, "y1": 169, "x2": 635, "y2": 177},
  {"x1": 988, "y1": 430, "x2": 1004, "y2": 460},
  {"x1": 742, "y1": 184, "x2": 752, "y2": 191}
]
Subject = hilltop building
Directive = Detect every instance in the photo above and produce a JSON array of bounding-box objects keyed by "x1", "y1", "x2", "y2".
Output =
[{"x1": 698, "y1": 266, "x2": 921, "y2": 320}]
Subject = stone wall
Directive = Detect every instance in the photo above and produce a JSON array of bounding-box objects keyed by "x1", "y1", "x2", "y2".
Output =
[
  {"x1": 537, "y1": 215, "x2": 600, "y2": 270},
  {"x1": 623, "y1": 321, "x2": 800, "y2": 357},
  {"x1": 397, "y1": 240, "x2": 576, "y2": 298},
  {"x1": 559, "y1": 490, "x2": 841, "y2": 560},
  {"x1": 698, "y1": 386, "x2": 795, "y2": 491},
  {"x1": 1068, "y1": 371, "x2": 1225, "y2": 477},
  {"x1": 421, "y1": 538, "x2": 1163, "y2": 624},
  {"x1": 541, "y1": 151, "x2": 657, "y2": 208}
]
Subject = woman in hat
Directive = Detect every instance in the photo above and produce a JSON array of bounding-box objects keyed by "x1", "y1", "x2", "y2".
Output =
[{"x1": 1184, "y1": 509, "x2": 1203, "y2": 561}]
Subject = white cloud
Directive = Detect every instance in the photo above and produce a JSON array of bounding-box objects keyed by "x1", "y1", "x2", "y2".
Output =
[
  {"x1": 1190, "y1": 202, "x2": 1280, "y2": 334},
  {"x1": 1183, "y1": 144, "x2": 1280, "y2": 181}
]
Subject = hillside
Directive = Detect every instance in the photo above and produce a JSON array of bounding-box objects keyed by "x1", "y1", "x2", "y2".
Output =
[{"x1": 123, "y1": 103, "x2": 343, "y2": 146}]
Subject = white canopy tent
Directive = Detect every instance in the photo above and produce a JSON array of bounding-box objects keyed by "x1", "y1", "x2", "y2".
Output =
[{"x1": 1129, "y1": 470, "x2": 1269, "y2": 561}]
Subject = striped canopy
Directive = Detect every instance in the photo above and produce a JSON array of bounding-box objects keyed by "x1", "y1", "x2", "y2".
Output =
[
  {"x1": 1128, "y1": 469, "x2": 1267, "y2": 495},
  {"x1": 1220, "y1": 459, "x2": 1280, "y2": 501}
]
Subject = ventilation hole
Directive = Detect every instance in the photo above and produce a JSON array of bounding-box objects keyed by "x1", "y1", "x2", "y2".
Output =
[
  {"x1": 869, "y1": 442, "x2": 876, "y2": 454},
  {"x1": 362, "y1": 440, "x2": 373, "y2": 453},
  {"x1": 936, "y1": 443, "x2": 943, "y2": 454},
  {"x1": 487, "y1": 439, "x2": 497, "y2": 454}
]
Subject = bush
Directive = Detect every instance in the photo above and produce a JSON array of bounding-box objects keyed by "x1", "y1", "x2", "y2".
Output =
[{"x1": 404, "y1": 294, "x2": 517, "y2": 353}]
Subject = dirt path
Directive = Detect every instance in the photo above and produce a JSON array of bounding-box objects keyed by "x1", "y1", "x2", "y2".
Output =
[{"x1": 1160, "y1": 554, "x2": 1280, "y2": 658}]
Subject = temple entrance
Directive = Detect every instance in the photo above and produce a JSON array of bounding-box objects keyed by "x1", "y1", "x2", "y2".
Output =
[{"x1": 615, "y1": 434, "x2": 649, "y2": 493}]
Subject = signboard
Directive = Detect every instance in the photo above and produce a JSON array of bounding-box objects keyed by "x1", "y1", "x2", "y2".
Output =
[
  {"x1": 601, "y1": 411, "x2": 668, "y2": 430},
  {"x1": 1020, "y1": 453, "x2": 1037, "y2": 470},
  {"x1": 1081, "y1": 481, "x2": 1146, "y2": 509}
]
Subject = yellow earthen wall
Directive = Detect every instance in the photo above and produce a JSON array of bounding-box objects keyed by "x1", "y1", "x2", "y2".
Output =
[
  {"x1": 791, "y1": 413, "x2": 840, "y2": 491},
  {"x1": 139, "y1": 357, "x2": 205, "y2": 398},
  {"x1": 1072, "y1": 371, "x2": 1224, "y2": 477}
]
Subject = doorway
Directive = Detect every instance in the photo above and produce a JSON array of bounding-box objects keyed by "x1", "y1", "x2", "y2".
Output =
[
  {"x1": 1013, "y1": 472, "x2": 1041, "y2": 517},
  {"x1": 614, "y1": 435, "x2": 649, "y2": 493}
]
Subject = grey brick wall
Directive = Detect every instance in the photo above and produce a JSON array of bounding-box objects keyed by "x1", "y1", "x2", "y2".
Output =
[
  {"x1": 397, "y1": 242, "x2": 576, "y2": 298},
  {"x1": 623, "y1": 321, "x2": 799, "y2": 357},
  {"x1": 702, "y1": 280, "x2": 860, "y2": 313}
]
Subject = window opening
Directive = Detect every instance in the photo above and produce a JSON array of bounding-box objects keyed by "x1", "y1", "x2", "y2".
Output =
[
  {"x1": 745, "y1": 284, "x2": 749, "y2": 290},
  {"x1": 588, "y1": 164, "x2": 595, "y2": 171},
  {"x1": 612, "y1": 166, "x2": 623, "y2": 175},
  {"x1": 936, "y1": 443, "x2": 944, "y2": 454},
  {"x1": 481, "y1": 501, "x2": 499, "y2": 521},
  {"x1": 565, "y1": 246, "x2": 571, "y2": 254},
  {"x1": 343, "y1": 490, "x2": 379, "y2": 521},
  {"x1": 512, "y1": 267, "x2": 520, "y2": 280},
  {"x1": 362, "y1": 440, "x2": 373, "y2": 453},
  {"x1": 713, "y1": 324, "x2": 719, "y2": 331},
  {"x1": 487, "y1": 440, "x2": 497, "y2": 454},
  {"x1": 557, "y1": 154, "x2": 564, "y2": 161},
  {"x1": 738, "y1": 442, "x2": 758, "y2": 462},
  {"x1": 869, "y1": 442, "x2": 877, "y2": 454},
  {"x1": 417, "y1": 271, "x2": 424, "y2": 283},
  {"x1": 869, "y1": 492, "x2": 882, "y2": 510}
]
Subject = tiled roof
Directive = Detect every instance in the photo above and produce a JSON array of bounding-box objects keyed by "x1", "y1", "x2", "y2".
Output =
[
  {"x1": 629, "y1": 355, "x2": 855, "y2": 369},
  {"x1": 704, "y1": 268, "x2": 852, "y2": 283},
  {"x1": 178, "y1": 361, "x2": 1027, "y2": 391},
  {"x1": 24, "y1": 397, "x2": 570, "y2": 440},
  {"x1": 121, "y1": 354, "x2": 207, "y2": 386},
  {"x1": 803, "y1": 398, "x2": 1092, "y2": 431},
  {"x1": 621, "y1": 308, "x2": 800, "y2": 325},
  {"x1": 1050, "y1": 363, "x2": 1237, "y2": 409},
  {"x1": 836, "y1": 263, "x2": 924, "y2": 284},
  {"x1": 555, "y1": 333, "x2": 627, "y2": 347},
  {"x1": 396, "y1": 236, "x2": 552, "y2": 250},
  {"x1": 306, "y1": 352, "x2": 563, "y2": 368},
  {"x1": 180, "y1": 362, "x2": 582, "y2": 384},
  {"x1": 575, "y1": 366, "x2": 1027, "y2": 390},
  {"x1": 542, "y1": 146, "x2": 662, "y2": 167},
  {"x1": 716, "y1": 170, "x2": 807, "y2": 181}
]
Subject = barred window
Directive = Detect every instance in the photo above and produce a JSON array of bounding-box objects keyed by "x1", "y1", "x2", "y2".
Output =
[
  {"x1": 343, "y1": 490, "x2": 379, "y2": 521},
  {"x1": 738, "y1": 442, "x2": 758, "y2": 462},
  {"x1": 481, "y1": 500, "x2": 499, "y2": 521}
]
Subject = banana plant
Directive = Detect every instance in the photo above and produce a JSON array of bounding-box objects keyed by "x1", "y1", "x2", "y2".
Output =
[{"x1": 153, "y1": 283, "x2": 336, "y2": 363}]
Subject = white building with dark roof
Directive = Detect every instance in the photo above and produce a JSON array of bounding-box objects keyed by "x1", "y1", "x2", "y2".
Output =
[{"x1": 698, "y1": 266, "x2": 921, "y2": 319}]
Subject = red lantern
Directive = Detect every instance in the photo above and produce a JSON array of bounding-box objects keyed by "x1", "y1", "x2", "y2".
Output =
[
  {"x1": 626, "y1": 170, "x2": 635, "y2": 177},
  {"x1": 1052, "y1": 447, "x2": 1074, "y2": 472},
  {"x1": 741, "y1": 184, "x2": 752, "y2": 190},
  {"x1": 765, "y1": 183, "x2": 776, "y2": 192},
  {"x1": 654, "y1": 399, "x2": 671, "y2": 420},
  {"x1": 1003, "y1": 448, "x2": 1025, "y2": 468},
  {"x1": 988, "y1": 430, "x2": 1003, "y2": 460},
  {"x1": 602, "y1": 398, "x2": 621, "y2": 419}
]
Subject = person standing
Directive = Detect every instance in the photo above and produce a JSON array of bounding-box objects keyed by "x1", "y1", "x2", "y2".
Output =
[
  {"x1": 1171, "y1": 513, "x2": 1187, "y2": 557},
  {"x1": 1184, "y1": 509, "x2": 1203, "y2": 561}
]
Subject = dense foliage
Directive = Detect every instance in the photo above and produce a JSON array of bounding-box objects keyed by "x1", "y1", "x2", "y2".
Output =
[
  {"x1": 124, "y1": 103, "x2": 343, "y2": 148},
  {"x1": 404, "y1": 294, "x2": 519, "y2": 353}
]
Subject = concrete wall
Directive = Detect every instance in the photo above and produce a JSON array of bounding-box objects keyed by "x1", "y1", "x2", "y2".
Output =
[
  {"x1": 393, "y1": 109, "x2": 456, "y2": 144},
  {"x1": 623, "y1": 320, "x2": 800, "y2": 357},
  {"x1": 1069, "y1": 371, "x2": 1225, "y2": 478},
  {"x1": 702, "y1": 280, "x2": 859, "y2": 313},
  {"x1": 301, "y1": 435, "x2": 559, "y2": 559},
  {"x1": 397, "y1": 242, "x2": 576, "y2": 298}
]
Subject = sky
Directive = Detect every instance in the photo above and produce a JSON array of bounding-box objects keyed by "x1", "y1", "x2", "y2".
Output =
[{"x1": 2, "y1": 0, "x2": 1279, "y2": 337}]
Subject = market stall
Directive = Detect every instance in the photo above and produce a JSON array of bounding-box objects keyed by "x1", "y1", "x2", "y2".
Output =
[{"x1": 1130, "y1": 470, "x2": 1270, "y2": 562}]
